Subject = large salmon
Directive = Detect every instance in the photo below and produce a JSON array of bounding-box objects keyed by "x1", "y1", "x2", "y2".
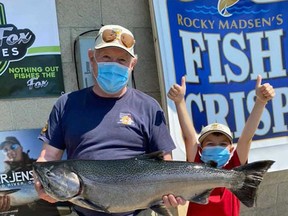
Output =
[{"x1": 33, "y1": 152, "x2": 274, "y2": 216}]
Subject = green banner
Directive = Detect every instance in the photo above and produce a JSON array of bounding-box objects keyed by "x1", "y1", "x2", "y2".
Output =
[{"x1": 0, "y1": 1, "x2": 64, "y2": 99}]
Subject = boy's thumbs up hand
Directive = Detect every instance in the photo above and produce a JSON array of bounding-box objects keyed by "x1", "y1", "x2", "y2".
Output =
[
  {"x1": 167, "y1": 76, "x2": 186, "y2": 104},
  {"x1": 255, "y1": 75, "x2": 275, "y2": 103},
  {"x1": 180, "y1": 76, "x2": 186, "y2": 89}
]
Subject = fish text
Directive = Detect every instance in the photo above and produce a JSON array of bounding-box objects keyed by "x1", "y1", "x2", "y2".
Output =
[{"x1": 0, "y1": 171, "x2": 34, "y2": 185}]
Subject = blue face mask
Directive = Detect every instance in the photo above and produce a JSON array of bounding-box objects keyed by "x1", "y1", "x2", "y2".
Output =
[
  {"x1": 200, "y1": 146, "x2": 231, "y2": 168},
  {"x1": 96, "y1": 62, "x2": 130, "y2": 94}
]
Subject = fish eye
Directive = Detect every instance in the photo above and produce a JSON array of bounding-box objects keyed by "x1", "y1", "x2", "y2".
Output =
[{"x1": 46, "y1": 171, "x2": 52, "y2": 177}]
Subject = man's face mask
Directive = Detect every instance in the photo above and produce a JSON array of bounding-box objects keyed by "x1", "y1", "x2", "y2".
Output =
[
  {"x1": 96, "y1": 62, "x2": 130, "y2": 94},
  {"x1": 200, "y1": 146, "x2": 231, "y2": 168}
]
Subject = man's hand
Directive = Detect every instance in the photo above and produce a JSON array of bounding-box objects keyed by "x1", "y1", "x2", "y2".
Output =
[
  {"x1": 162, "y1": 194, "x2": 186, "y2": 208},
  {"x1": 34, "y1": 177, "x2": 58, "y2": 203},
  {"x1": 34, "y1": 143, "x2": 64, "y2": 203}
]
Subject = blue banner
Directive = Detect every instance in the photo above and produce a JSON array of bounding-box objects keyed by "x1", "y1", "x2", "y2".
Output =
[{"x1": 165, "y1": 0, "x2": 287, "y2": 142}]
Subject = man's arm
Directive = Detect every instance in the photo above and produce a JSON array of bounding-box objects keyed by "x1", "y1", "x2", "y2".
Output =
[
  {"x1": 34, "y1": 143, "x2": 64, "y2": 203},
  {"x1": 237, "y1": 75, "x2": 275, "y2": 165},
  {"x1": 36, "y1": 143, "x2": 64, "y2": 162}
]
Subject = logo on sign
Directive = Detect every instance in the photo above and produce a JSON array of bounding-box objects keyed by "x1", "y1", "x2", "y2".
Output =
[{"x1": 0, "y1": 3, "x2": 35, "y2": 76}]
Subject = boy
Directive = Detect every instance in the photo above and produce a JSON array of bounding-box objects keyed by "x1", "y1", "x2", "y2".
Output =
[{"x1": 167, "y1": 75, "x2": 275, "y2": 216}]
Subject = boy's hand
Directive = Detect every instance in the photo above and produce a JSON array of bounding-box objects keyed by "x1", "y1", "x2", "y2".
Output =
[
  {"x1": 167, "y1": 76, "x2": 186, "y2": 104},
  {"x1": 255, "y1": 75, "x2": 275, "y2": 103}
]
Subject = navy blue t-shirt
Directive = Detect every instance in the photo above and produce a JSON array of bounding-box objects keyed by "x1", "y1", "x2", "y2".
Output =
[{"x1": 39, "y1": 87, "x2": 176, "y2": 216}]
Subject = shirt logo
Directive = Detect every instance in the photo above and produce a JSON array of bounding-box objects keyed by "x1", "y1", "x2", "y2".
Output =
[
  {"x1": 118, "y1": 113, "x2": 135, "y2": 126},
  {"x1": 41, "y1": 122, "x2": 48, "y2": 135}
]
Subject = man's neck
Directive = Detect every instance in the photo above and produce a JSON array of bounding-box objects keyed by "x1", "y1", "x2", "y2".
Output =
[{"x1": 92, "y1": 84, "x2": 127, "y2": 98}]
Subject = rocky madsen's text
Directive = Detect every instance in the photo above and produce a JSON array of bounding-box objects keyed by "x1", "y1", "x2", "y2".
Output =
[{"x1": 177, "y1": 14, "x2": 283, "y2": 30}]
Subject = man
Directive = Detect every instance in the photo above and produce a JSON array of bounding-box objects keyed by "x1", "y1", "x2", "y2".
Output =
[{"x1": 34, "y1": 24, "x2": 184, "y2": 216}]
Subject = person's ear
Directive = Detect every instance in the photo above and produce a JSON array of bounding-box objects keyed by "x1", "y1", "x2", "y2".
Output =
[
  {"x1": 88, "y1": 49, "x2": 97, "y2": 77},
  {"x1": 130, "y1": 57, "x2": 138, "y2": 70},
  {"x1": 88, "y1": 49, "x2": 95, "y2": 64},
  {"x1": 229, "y1": 145, "x2": 235, "y2": 153}
]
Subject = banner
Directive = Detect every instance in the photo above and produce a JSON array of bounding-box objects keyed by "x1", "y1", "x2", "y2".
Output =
[
  {"x1": 0, "y1": 0, "x2": 64, "y2": 99},
  {"x1": 0, "y1": 129, "x2": 70, "y2": 216},
  {"x1": 150, "y1": 0, "x2": 288, "y2": 171}
]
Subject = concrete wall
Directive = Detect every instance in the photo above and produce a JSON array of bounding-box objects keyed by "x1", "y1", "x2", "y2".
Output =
[{"x1": 0, "y1": 0, "x2": 287, "y2": 215}]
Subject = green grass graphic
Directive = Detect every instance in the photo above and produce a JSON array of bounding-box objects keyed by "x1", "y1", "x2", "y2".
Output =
[{"x1": 27, "y1": 46, "x2": 61, "y2": 55}]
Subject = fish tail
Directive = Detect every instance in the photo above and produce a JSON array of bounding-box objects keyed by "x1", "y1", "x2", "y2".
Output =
[{"x1": 231, "y1": 160, "x2": 274, "y2": 207}]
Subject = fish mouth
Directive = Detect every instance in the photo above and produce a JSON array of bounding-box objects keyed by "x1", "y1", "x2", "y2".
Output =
[
  {"x1": 32, "y1": 162, "x2": 56, "y2": 197},
  {"x1": 32, "y1": 162, "x2": 47, "y2": 185},
  {"x1": 32, "y1": 161, "x2": 82, "y2": 201}
]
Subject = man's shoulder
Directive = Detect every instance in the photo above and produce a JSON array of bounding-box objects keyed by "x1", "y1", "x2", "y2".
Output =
[
  {"x1": 59, "y1": 88, "x2": 90, "y2": 100},
  {"x1": 54, "y1": 87, "x2": 91, "y2": 108},
  {"x1": 129, "y1": 88, "x2": 159, "y2": 105}
]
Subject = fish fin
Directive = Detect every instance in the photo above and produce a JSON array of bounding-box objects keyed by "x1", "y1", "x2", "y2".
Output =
[
  {"x1": 136, "y1": 151, "x2": 164, "y2": 161},
  {"x1": 150, "y1": 204, "x2": 172, "y2": 216},
  {"x1": 0, "y1": 189, "x2": 20, "y2": 196},
  {"x1": 190, "y1": 189, "x2": 213, "y2": 204},
  {"x1": 71, "y1": 197, "x2": 108, "y2": 212},
  {"x1": 230, "y1": 160, "x2": 274, "y2": 207}
]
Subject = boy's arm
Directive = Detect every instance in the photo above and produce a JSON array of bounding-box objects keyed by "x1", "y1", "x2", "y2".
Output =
[
  {"x1": 167, "y1": 76, "x2": 198, "y2": 162},
  {"x1": 237, "y1": 75, "x2": 275, "y2": 165}
]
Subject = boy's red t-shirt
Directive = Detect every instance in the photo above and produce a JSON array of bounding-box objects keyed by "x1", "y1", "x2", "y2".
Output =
[{"x1": 186, "y1": 148, "x2": 241, "y2": 216}]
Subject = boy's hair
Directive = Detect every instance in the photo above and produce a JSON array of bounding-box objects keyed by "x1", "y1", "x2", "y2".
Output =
[{"x1": 198, "y1": 123, "x2": 233, "y2": 144}]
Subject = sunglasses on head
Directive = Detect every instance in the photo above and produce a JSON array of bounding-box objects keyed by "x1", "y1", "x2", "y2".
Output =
[
  {"x1": 2, "y1": 143, "x2": 21, "y2": 153},
  {"x1": 100, "y1": 29, "x2": 135, "y2": 48}
]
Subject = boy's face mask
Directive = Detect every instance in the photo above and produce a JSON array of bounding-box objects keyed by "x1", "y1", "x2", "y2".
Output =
[
  {"x1": 96, "y1": 62, "x2": 130, "y2": 94},
  {"x1": 200, "y1": 146, "x2": 231, "y2": 168}
]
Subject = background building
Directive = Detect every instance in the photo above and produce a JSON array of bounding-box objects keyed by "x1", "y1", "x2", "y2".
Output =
[{"x1": 0, "y1": 1, "x2": 287, "y2": 215}]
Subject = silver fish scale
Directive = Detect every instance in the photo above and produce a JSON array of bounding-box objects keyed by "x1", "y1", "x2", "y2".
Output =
[
  {"x1": 64, "y1": 158, "x2": 241, "y2": 186},
  {"x1": 34, "y1": 156, "x2": 273, "y2": 214},
  {"x1": 73, "y1": 158, "x2": 243, "y2": 212},
  {"x1": 68, "y1": 158, "x2": 226, "y2": 181}
]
